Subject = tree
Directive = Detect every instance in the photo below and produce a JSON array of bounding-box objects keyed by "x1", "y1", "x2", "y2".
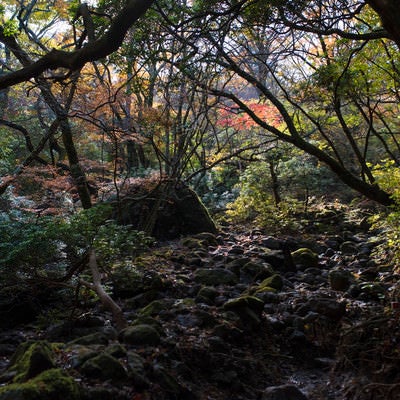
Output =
[
  {"x1": 367, "y1": 0, "x2": 400, "y2": 48},
  {"x1": 164, "y1": 0, "x2": 399, "y2": 205},
  {"x1": 0, "y1": 0, "x2": 154, "y2": 90}
]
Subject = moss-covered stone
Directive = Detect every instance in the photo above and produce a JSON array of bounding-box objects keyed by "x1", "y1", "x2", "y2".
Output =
[
  {"x1": 68, "y1": 332, "x2": 109, "y2": 346},
  {"x1": 131, "y1": 316, "x2": 163, "y2": 335},
  {"x1": 139, "y1": 299, "x2": 168, "y2": 317},
  {"x1": 181, "y1": 237, "x2": 204, "y2": 249},
  {"x1": 291, "y1": 248, "x2": 319, "y2": 268},
  {"x1": 80, "y1": 353, "x2": 128, "y2": 381},
  {"x1": 112, "y1": 266, "x2": 164, "y2": 299},
  {"x1": 240, "y1": 261, "x2": 274, "y2": 282},
  {"x1": 223, "y1": 296, "x2": 265, "y2": 314},
  {"x1": 329, "y1": 268, "x2": 354, "y2": 291},
  {"x1": 257, "y1": 274, "x2": 284, "y2": 291},
  {"x1": 120, "y1": 324, "x2": 161, "y2": 346},
  {"x1": 195, "y1": 286, "x2": 218, "y2": 305},
  {"x1": 223, "y1": 296, "x2": 265, "y2": 328},
  {"x1": 6, "y1": 341, "x2": 55, "y2": 383},
  {"x1": 0, "y1": 368, "x2": 80, "y2": 400},
  {"x1": 194, "y1": 268, "x2": 238, "y2": 285},
  {"x1": 105, "y1": 343, "x2": 126, "y2": 358}
]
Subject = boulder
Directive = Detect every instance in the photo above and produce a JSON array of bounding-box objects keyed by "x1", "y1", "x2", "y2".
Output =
[
  {"x1": 119, "y1": 324, "x2": 161, "y2": 346},
  {"x1": 195, "y1": 286, "x2": 219, "y2": 305},
  {"x1": 257, "y1": 274, "x2": 284, "y2": 291},
  {"x1": 240, "y1": 261, "x2": 274, "y2": 283},
  {"x1": 329, "y1": 268, "x2": 353, "y2": 291},
  {"x1": 223, "y1": 295, "x2": 265, "y2": 328},
  {"x1": 80, "y1": 353, "x2": 128, "y2": 381},
  {"x1": 114, "y1": 181, "x2": 217, "y2": 239},
  {"x1": 340, "y1": 241, "x2": 358, "y2": 255},
  {"x1": 5, "y1": 341, "x2": 55, "y2": 383},
  {"x1": 291, "y1": 248, "x2": 319, "y2": 268},
  {"x1": 0, "y1": 368, "x2": 80, "y2": 400},
  {"x1": 194, "y1": 268, "x2": 239, "y2": 285}
]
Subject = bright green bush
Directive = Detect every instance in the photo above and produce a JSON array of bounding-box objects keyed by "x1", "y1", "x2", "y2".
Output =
[
  {"x1": 225, "y1": 163, "x2": 302, "y2": 232},
  {"x1": 369, "y1": 160, "x2": 400, "y2": 270}
]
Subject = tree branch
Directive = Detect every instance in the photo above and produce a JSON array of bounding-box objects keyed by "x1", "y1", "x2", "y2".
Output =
[{"x1": 0, "y1": 0, "x2": 154, "y2": 90}]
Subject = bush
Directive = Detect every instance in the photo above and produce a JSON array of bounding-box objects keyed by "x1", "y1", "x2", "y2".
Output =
[
  {"x1": 0, "y1": 204, "x2": 153, "y2": 298},
  {"x1": 369, "y1": 160, "x2": 400, "y2": 271},
  {"x1": 224, "y1": 163, "x2": 302, "y2": 232}
]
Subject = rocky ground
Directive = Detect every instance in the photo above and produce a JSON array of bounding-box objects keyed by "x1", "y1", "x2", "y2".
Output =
[{"x1": 1, "y1": 211, "x2": 400, "y2": 399}]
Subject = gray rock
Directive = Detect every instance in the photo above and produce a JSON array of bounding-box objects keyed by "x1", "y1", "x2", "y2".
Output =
[
  {"x1": 120, "y1": 324, "x2": 161, "y2": 346},
  {"x1": 260, "y1": 249, "x2": 286, "y2": 269},
  {"x1": 195, "y1": 286, "x2": 218, "y2": 305},
  {"x1": 240, "y1": 261, "x2": 274, "y2": 283},
  {"x1": 194, "y1": 268, "x2": 239, "y2": 285},
  {"x1": 262, "y1": 384, "x2": 308, "y2": 400},
  {"x1": 297, "y1": 298, "x2": 346, "y2": 320},
  {"x1": 261, "y1": 236, "x2": 283, "y2": 250},
  {"x1": 329, "y1": 268, "x2": 353, "y2": 291},
  {"x1": 80, "y1": 352, "x2": 128, "y2": 381},
  {"x1": 291, "y1": 248, "x2": 319, "y2": 268},
  {"x1": 340, "y1": 241, "x2": 358, "y2": 255},
  {"x1": 68, "y1": 332, "x2": 109, "y2": 346}
]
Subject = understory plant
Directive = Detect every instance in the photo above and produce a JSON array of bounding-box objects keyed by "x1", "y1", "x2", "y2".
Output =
[
  {"x1": 369, "y1": 160, "x2": 400, "y2": 272},
  {"x1": 225, "y1": 163, "x2": 302, "y2": 233},
  {"x1": 0, "y1": 204, "x2": 153, "y2": 323}
]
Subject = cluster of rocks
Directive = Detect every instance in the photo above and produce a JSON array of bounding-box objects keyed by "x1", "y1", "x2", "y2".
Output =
[{"x1": 0, "y1": 224, "x2": 394, "y2": 399}]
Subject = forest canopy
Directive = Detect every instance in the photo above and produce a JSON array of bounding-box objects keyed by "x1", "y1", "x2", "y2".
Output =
[{"x1": 1, "y1": 3, "x2": 400, "y2": 398}]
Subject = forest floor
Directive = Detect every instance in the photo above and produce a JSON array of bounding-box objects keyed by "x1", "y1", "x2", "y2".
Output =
[{"x1": 1, "y1": 207, "x2": 400, "y2": 399}]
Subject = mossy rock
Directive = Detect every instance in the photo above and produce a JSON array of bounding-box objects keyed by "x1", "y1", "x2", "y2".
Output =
[
  {"x1": 194, "y1": 268, "x2": 239, "y2": 285},
  {"x1": 223, "y1": 296, "x2": 264, "y2": 314},
  {"x1": 195, "y1": 286, "x2": 218, "y2": 305},
  {"x1": 131, "y1": 316, "x2": 164, "y2": 335},
  {"x1": 240, "y1": 261, "x2": 274, "y2": 282},
  {"x1": 291, "y1": 248, "x2": 319, "y2": 268},
  {"x1": 105, "y1": 343, "x2": 126, "y2": 358},
  {"x1": 6, "y1": 341, "x2": 55, "y2": 383},
  {"x1": 68, "y1": 332, "x2": 109, "y2": 346},
  {"x1": 114, "y1": 181, "x2": 217, "y2": 239},
  {"x1": 181, "y1": 232, "x2": 219, "y2": 249},
  {"x1": 223, "y1": 296, "x2": 264, "y2": 328},
  {"x1": 0, "y1": 368, "x2": 80, "y2": 400},
  {"x1": 80, "y1": 353, "x2": 128, "y2": 381},
  {"x1": 138, "y1": 299, "x2": 169, "y2": 317},
  {"x1": 112, "y1": 266, "x2": 164, "y2": 298},
  {"x1": 329, "y1": 269, "x2": 354, "y2": 291},
  {"x1": 257, "y1": 274, "x2": 283, "y2": 291},
  {"x1": 119, "y1": 324, "x2": 161, "y2": 346}
]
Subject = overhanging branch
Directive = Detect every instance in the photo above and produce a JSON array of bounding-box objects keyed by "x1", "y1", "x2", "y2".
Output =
[{"x1": 0, "y1": 0, "x2": 154, "y2": 90}]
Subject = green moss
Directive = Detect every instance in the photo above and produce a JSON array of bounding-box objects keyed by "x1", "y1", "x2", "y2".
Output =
[
  {"x1": 223, "y1": 295, "x2": 264, "y2": 313},
  {"x1": 120, "y1": 324, "x2": 161, "y2": 346},
  {"x1": 0, "y1": 368, "x2": 80, "y2": 400},
  {"x1": 80, "y1": 353, "x2": 128, "y2": 381},
  {"x1": 8, "y1": 341, "x2": 55, "y2": 383},
  {"x1": 257, "y1": 274, "x2": 284, "y2": 291},
  {"x1": 139, "y1": 300, "x2": 167, "y2": 317},
  {"x1": 291, "y1": 248, "x2": 319, "y2": 267}
]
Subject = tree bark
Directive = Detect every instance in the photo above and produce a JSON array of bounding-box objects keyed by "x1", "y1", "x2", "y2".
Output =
[{"x1": 367, "y1": 0, "x2": 400, "y2": 49}]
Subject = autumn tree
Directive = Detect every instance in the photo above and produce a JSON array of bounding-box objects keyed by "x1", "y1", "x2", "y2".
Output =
[{"x1": 162, "y1": 0, "x2": 399, "y2": 206}]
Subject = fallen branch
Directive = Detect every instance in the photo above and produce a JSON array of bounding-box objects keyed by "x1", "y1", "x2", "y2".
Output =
[{"x1": 81, "y1": 248, "x2": 127, "y2": 331}]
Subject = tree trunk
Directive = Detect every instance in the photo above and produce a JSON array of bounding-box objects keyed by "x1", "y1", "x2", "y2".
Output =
[
  {"x1": 60, "y1": 118, "x2": 92, "y2": 209},
  {"x1": 268, "y1": 160, "x2": 282, "y2": 207},
  {"x1": 367, "y1": 0, "x2": 400, "y2": 49}
]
